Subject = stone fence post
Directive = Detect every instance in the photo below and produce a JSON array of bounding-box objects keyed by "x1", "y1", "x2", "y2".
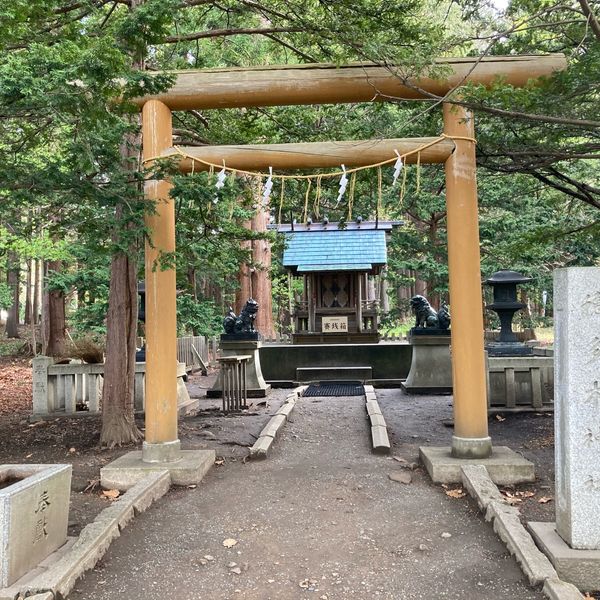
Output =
[{"x1": 32, "y1": 356, "x2": 55, "y2": 416}]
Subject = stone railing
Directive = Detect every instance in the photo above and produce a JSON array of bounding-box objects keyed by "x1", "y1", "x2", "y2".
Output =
[
  {"x1": 32, "y1": 357, "x2": 189, "y2": 418},
  {"x1": 486, "y1": 352, "x2": 554, "y2": 412}
]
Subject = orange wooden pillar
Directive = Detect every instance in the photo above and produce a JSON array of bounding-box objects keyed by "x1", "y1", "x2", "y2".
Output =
[
  {"x1": 443, "y1": 103, "x2": 491, "y2": 459},
  {"x1": 141, "y1": 99, "x2": 180, "y2": 463}
]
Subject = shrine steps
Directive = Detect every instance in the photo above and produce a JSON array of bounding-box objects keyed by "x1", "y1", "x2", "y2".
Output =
[{"x1": 296, "y1": 366, "x2": 372, "y2": 382}]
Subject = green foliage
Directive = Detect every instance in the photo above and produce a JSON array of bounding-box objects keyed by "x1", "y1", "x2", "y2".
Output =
[
  {"x1": 176, "y1": 294, "x2": 222, "y2": 337},
  {"x1": 0, "y1": 0, "x2": 598, "y2": 345},
  {"x1": 0, "y1": 283, "x2": 12, "y2": 311}
]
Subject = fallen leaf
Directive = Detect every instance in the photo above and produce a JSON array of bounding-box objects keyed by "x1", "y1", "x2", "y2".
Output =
[
  {"x1": 392, "y1": 456, "x2": 408, "y2": 463},
  {"x1": 501, "y1": 491, "x2": 522, "y2": 505},
  {"x1": 69, "y1": 447, "x2": 76, "y2": 453},
  {"x1": 102, "y1": 489, "x2": 120, "y2": 500},
  {"x1": 187, "y1": 484, "x2": 197, "y2": 489},
  {"x1": 495, "y1": 415, "x2": 506, "y2": 422},
  {"x1": 84, "y1": 479, "x2": 100, "y2": 493},
  {"x1": 388, "y1": 471, "x2": 412, "y2": 484},
  {"x1": 215, "y1": 459, "x2": 225, "y2": 466},
  {"x1": 223, "y1": 538, "x2": 238, "y2": 548},
  {"x1": 515, "y1": 490, "x2": 535, "y2": 498},
  {"x1": 507, "y1": 498, "x2": 522, "y2": 505},
  {"x1": 445, "y1": 488, "x2": 466, "y2": 499},
  {"x1": 538, "y1": 496, "x2": 553, "y2": 504}
]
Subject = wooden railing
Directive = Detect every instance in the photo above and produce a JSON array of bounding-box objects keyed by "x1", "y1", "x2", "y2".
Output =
[{"x1": 176, "y1": 335, "x2": 219, "y2": 373}]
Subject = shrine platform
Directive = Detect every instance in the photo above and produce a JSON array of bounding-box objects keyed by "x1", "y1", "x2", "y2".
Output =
[{"x1": 259, "y1": 341, "x2": 411, "y2": 387}]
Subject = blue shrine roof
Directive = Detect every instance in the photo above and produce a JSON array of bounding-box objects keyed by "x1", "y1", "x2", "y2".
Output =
[{"x1": 281, "y1": 224, "x2": 392, "y2": 273}]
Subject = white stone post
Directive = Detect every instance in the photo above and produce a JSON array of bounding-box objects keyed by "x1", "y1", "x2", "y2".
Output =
[
  {"x1": 32, "y1": 356, "x2": 54, "y2": 416},
  {"x1": 554, "y1": 267, "x2": 600, "y2": 549}
]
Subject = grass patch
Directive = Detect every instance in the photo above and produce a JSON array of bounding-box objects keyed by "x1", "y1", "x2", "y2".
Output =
[
  {"x1": 534, "y1": 327, "x2": 553, "y2": 344},
  {"x1": 0, "y1": 338, "x2": 24, "y2": 357}
]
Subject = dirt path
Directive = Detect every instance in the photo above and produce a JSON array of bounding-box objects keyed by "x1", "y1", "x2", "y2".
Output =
[{"x1": 69, "y1": 394, "x2": 542, "y2": 600}]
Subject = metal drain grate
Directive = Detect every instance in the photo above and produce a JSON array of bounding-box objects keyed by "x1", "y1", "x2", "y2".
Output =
[{"x1": 302, "y1": 382, "x2": 365, "y2": 397}]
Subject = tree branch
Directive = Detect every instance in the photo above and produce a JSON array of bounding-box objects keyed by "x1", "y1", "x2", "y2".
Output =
[
  {"x1": 261, "y1": 33, "x2": 318, "y2": 62},
  {"x1": 579, "y1": 0, "x2": 600, "y2": 41},
  {"x1": 162, "y1": 26, "x2": 302, "y2": 44},
  {"x1": 528, "y1": 170, "x2": 600, "y2": 210}
]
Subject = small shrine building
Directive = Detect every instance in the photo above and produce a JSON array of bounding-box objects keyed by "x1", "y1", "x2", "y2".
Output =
[{"x1": 277, "y1": 220, "x2": 400, "y2": 344}]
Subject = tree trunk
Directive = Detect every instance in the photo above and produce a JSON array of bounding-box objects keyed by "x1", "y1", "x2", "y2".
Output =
[
  {"x1": 379, "y1": 273, "x2": 390, "y2": 314},
  {"x1": 99, "y1": 0, "x2": 144, "y2": 447},
  {"x1": 24, "y1": 259, "x2": 32, "y2": 325},
  {"x1": 250, "y1": 207, "x2": 275, "y2": 338},
  {"x1": 33, "y1": 259, "x2": 41, "y2": 325},
  {"x1": 415, "y1": 277, "x2": 427, "y2": 298},
  {"x1": 5, "y1": 251, "x2": 20, "y2": 338},
  {"x1": 100, "y1": 232, "x2": 142, "y2": 447},
  {"x1": 235, "y1": 219, "x2": 253, "y2": 311},
  {"x1": 41, "y1": 260, "x2": 66, "y2": 356},
  {"x1": 187, "y1": 266, "x2": 197, "y2": 300}
]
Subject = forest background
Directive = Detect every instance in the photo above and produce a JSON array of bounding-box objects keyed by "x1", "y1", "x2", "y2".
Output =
[{"x1": 0, "y1": 0, "x2": 598, "y2": 444}]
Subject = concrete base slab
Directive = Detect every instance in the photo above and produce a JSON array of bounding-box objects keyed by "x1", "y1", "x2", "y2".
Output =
[
  {"x1": 419, "y1": 446, "x2": 535, "y2": 484},
  {"x1": 529, "y1": 521, "x2": 600, "y2": 592},
  {"x1": 400, "y1": 382, "x2": 452, "y2": 395},
  {"x1": 100, "y1": 449, "x2": 215, "y2": 490},
  {"x1": 178, "y1": 397, "x2": 200, "y2": 416},
  {"x1": 207, "y1": 385, "x2": 271, "y2": 399},
  {"x1": 0, "y1": 539, "x2": 76, "y2": 600}
]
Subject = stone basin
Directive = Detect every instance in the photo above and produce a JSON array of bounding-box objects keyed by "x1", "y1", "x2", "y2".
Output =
[{"x1": 0, "y1": 464, "x2": 71, "y2": 587}]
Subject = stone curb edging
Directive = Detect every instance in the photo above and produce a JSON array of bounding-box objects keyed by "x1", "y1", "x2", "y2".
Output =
[
  {"x1": 249, "y1": 386, "x2": 306, "y2": 460},
  {"x1": 460, "y1": 465, "x2": 583, "y2": 599},
  {"x1": 485, "y1": 501, "x2": 557, "y2": 586},
  {"x1": 364, "y1": 385, "x2": 390, "y2": 455},
  {"x1": 6, "y1": 471, "x2": 171, "y2": 600}
]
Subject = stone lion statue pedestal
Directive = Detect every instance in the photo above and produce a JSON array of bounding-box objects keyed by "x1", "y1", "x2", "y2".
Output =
[
  {"x1": 401, "y1": 295, "x2": 453, "y2": 395},
  {"x1": 208, "y1": 299, "x2": 271, "y2": 399},
  {"x1": 207, "y1": 336, "x2": 271, "y2": 399},
  {"x1": 401, "y1": 329, "x2": 453, "y2": 395}
]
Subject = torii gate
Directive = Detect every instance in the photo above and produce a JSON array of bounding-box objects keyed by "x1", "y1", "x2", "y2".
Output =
[{"x1": 136, "y1": 55, "x2": 566, "y2": 466}]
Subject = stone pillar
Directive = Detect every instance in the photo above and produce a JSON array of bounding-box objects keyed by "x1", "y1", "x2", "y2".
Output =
[
  {"x1": 32, "y1": 356, "x2": 55, "y2": 415},
  {"x1": 554, "y1": 267, "x2": 600, "y2": 549}
]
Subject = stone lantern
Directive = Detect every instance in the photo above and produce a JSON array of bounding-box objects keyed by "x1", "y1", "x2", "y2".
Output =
[{"x1": 485, "y1": 270, "x2": 532, "y2": 356}]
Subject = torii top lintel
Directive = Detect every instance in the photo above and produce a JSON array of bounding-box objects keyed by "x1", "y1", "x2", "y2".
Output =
[{"x1": 134, "y1": 54, "x2": 566, "y2": 111}]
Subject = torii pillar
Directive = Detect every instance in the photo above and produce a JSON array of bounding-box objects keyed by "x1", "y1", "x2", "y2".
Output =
[
  {"x1": 419, "y1": 103, "x2": 535, "y2": 484},
  {"x1": 100, "y1": 99, "x2": 214, "y2": 489},
  {"x1": 141, "y1": 99, "x2": 180, "y2": 463},
  {"x1": 442, "y1": 103, "x2": 491, "y2": 459}
]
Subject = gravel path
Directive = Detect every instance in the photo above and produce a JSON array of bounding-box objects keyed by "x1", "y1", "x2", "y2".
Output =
[{"x1": 69, "y1": 393, "x2": 542, "y2": 599}]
